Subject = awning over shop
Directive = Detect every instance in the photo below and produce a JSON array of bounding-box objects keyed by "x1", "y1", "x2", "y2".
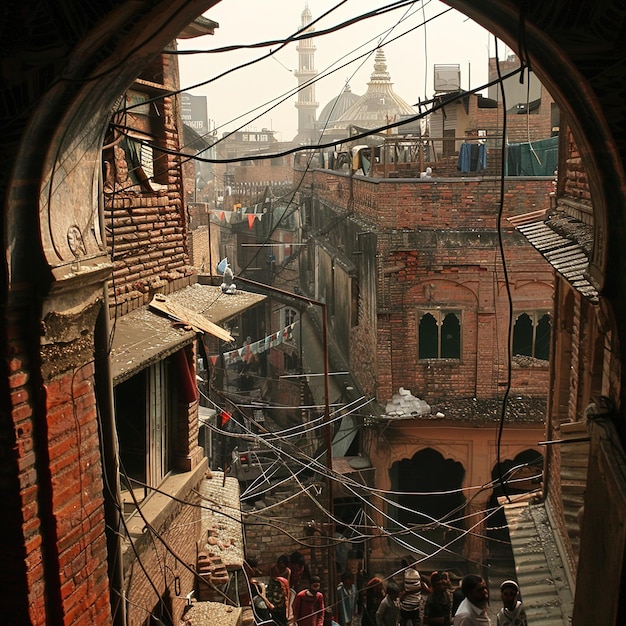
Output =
[
  {"x1": 502, "y1": 493, "x2": 574, "y2": 625},
  {"x1": 110, "y1": 282, "x2": 266, "y2": 383}
]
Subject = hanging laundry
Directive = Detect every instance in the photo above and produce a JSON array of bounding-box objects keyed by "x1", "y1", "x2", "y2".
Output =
[{"x1": 458, "y1": 142, "x2": 487, "y2": 173}]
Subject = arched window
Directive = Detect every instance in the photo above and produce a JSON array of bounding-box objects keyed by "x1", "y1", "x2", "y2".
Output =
[
  {"x1": 281, "y1": 307, "x2": 299, "y2": 347},
  {"x1": 419, "y1": 310, "x2": 461, "y2": 360},
  {"x1": 441, "y1": 312, "x2": 461, "y2": 358},
  {"x1": 535, "y1": 313, "x2": 551, "y2": 360},
  {"x1": 419, "y1": 313, "x2": 438, "y2": 359},
  {"x1": 512, "y1": 311, "x2": 551, "y2": 361},
  {"x1": 512, "y1": 313, "x2": 533, "y2": 356}
]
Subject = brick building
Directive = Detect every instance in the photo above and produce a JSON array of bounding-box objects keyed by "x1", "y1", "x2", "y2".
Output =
[
  {"x1": 289, "y1": 56, "x2": 557, "y2": 572},
  {"x1": 2, "y1": 2, "x2": 626, "y2": 625},
  {"x1": 295, "y1": 168, "x2": 552, "y2": 570}
]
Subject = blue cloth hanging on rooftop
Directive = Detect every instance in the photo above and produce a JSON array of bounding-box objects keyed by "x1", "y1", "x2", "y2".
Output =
[{"x1": 458, "y1": 142, "x2": 487, "y2": 173}]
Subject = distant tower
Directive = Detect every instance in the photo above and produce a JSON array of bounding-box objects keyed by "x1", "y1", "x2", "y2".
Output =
[{"x1": 294, "y1": 3, "x2": 319, "y2": 144}]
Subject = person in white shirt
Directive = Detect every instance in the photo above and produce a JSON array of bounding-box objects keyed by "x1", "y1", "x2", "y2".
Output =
[
  {"x1": 453, "y1": 575, "x2": 490, "y2": 626},
  {"x1": 496, "y1": 580, "x2": 527, "y2": 626}
]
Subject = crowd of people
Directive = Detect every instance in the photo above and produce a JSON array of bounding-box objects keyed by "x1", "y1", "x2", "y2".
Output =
[{"x1": 245, "y1": 552, "x2": 528, "y2": 626}]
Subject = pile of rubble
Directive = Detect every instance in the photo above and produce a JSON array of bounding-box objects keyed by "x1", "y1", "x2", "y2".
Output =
[{"x1": 384, "y1": 387, "x2": 431, "y2": 419}]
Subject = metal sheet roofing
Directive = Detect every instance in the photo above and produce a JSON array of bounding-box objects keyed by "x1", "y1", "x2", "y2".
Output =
[
  {"x1": 110, "y1": 282, "x2": 266, "y2": 383},
  {"x1": 502, "y1": 493, "x2": 574, "y2": 626},
  {"x1": 513, "y1": 216, "x2": 599, "y2": 302}
]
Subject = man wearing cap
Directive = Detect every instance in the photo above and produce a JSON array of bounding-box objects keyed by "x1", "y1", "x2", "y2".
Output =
[
  {"x1": 399, "y1": 558, "x2": 423, "y2": 626},
  {"x1": 496, "y1": 580, "x2": 527, "y2": 626},
  {"x1": 453, "y1": 574, "x2": 490, "y2": 625}
]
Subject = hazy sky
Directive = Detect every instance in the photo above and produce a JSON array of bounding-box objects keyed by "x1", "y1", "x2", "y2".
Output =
[{"x1": 177, "y1": 0, "x2": 497, "y2": 142}]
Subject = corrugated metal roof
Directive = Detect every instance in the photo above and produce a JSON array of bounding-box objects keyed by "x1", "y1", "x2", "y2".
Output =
[
  {"x1": 110, "y1": 283, "x2": 266, "y2": 383},
  {"x1": 502, "y1": 494, "x2": 574, "y2": 626},
  {"x1": 515, "y1": 219, "x2": 599, "y2": 302}
]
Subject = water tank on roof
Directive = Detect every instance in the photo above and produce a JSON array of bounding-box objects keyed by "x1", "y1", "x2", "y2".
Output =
[{"x1": 434, "y1": 64, "x2": 461, "y2": 93}]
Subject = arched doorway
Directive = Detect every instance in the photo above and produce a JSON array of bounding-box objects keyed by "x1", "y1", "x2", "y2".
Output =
[
  {"x1": 390, "y1": 448, "x2": 466, "y2": 560},
  {"x1": 487, "y1": 449, "x2": 543, "y2": 575}
]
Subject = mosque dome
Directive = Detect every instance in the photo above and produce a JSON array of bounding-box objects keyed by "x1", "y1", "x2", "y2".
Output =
[
  {"x1": 331, "y1": 48, "x2": 416, "y2": 131},
  {"x1": 316, "y1": 84, "x2": 361, "y2": 131}
]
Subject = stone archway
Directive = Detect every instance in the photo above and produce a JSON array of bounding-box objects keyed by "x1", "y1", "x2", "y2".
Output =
[
  {"x1": 2, "y1": 3, "x2": 216, "y2": 624},
  {"x1": 3, "y1": 1, "x2": 626, "y2": 623}
]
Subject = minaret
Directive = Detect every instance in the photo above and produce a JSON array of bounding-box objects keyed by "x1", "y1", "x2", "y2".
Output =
[{"x1": 294, "y1": 3, "x2": 319, "y2": 144}]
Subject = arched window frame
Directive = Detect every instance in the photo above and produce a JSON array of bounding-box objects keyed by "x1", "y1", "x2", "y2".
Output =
[
  {"x1": 281, "y1": 306, "x2": 299, "y2": 347},
  {"x1": 512, "y1": 310, "x2": 551, "y2": 361},
  {"x1": 418, "y1": 309, "x2": 462, "y2": 361}
]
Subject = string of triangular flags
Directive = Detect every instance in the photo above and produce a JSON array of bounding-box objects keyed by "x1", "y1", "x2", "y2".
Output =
[
  {"x1": 207, "y1": 322, "x2": 298, "y2": 366},
  {"x1": 209, "y1": 210, "x2": 266, "y2": 226},
  {"x1": 209, "y1": 201, "x2": 269, "y2": 228}
]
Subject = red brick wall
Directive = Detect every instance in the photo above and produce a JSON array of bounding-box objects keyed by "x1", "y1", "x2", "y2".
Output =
[
  {"x1": 300, "y1": 170, "x2": 554, "y2": 406},
  {"x1": 44, "y1": 363, "x2": 112, "y2": 625},
  {"x1": 304, "y1": 171, "x2": 552, "y2": 230},
  {"x1": 243, "y1": 488, "x2": 331, "y2": 594},
  {"x1": 5, "y1": 318, "x2": 41, "y2": 622},
  {"x1": 235, "y1": 161, "x2": 293, "y2": 184},
  {"x1": 124, "y1": 492, "x2": 202, "y2": 626},
  {"x1": 104, "y1": 93, "x2": 196, "y2": 318},
  {"x1": 4, "y1": 293, "x2": 114, "y2": 626},
  {"x1": 563, "y1": 128, "x2": 592, "y2": 205},
  {"x1": 373, "y1": 243, "x2": 553, "y2": 402}
]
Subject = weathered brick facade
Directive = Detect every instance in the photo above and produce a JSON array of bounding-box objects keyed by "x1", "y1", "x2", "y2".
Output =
[
  {"x1": 296, "y1": 153, "x2": 554, "y2": 567},
  {"x1": 299, "y1": 170, "x2": 554, "y2": 406},
  {"x1": 243, "y1": 483, "x2": 332, "y2": 594}
]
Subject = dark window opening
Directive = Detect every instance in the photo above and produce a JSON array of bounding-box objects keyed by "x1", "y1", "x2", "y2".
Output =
[
  {"x1": 535, "y1": 314, "x2": 551, "y2": 360},
  {"x1": 390, "y1": 448, "x2": 466, "y2": 554},
  {"x1": 441, "y1": 313, "x2": 461, "y2": 358},
  {"x1": 512, "y1": 313, "x2": 533, "y2": 356},
  {"x1": 419, "y1": 313, "x2": 438, "y2": 359},
  {"x1": 114, "y1": 355, "x2": 177, "y2": 510},
  {"x1": 419, "y1": 310, "x2": 461, "y2": 360},
  {"x1": 513, "y1": 311, "x2": 551, "y2": 361}
]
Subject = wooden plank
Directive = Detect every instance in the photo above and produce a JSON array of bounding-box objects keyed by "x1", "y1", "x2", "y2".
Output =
[{"x1": 149, "y1": 296, "x2": 234, "y2": 342}]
